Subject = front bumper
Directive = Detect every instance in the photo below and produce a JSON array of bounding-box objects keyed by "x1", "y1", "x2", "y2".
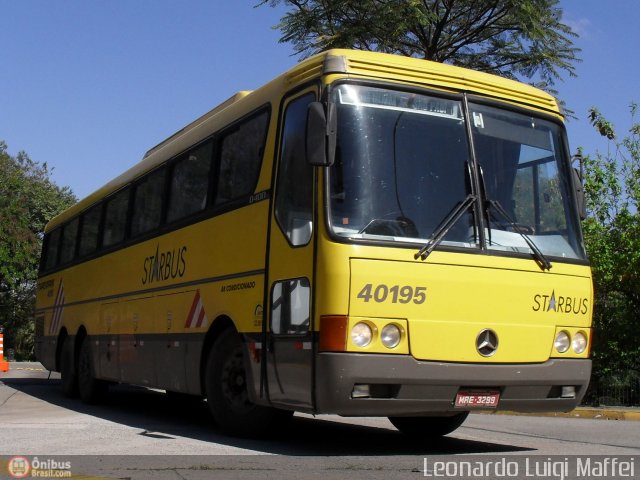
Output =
[{"x1": 315, "y1": 353, "x2": 591, "y2": 416}]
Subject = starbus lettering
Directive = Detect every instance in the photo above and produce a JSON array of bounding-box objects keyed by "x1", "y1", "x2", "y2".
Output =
[
  {"x1": 142, "y1": 244, "x2": 187, "y2": 285},
  {"x1": 532, "y1": 290, "x2": 588, "y2": 314}
]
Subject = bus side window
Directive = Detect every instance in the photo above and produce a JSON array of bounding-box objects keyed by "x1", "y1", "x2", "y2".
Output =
[
  {"x1": 167, "y1": 140, "x2": 213, "y2": 223},
  {"x1": 78, "y1": 203, "x2": 102, "y2": 257},
  {"x1": 131, "y1": 168, "x2": 165, "y2": 237},
  {"x1": 43, "y1": 228, "x2": 62, "y2": 271},
  {"x1": 215, "y1": 111, "x2": 268, "y2": 205},
  {"x1": 59, "y1": 217, "x2": 79, "y2": 265},
  {"x1": 103, "y1": 187, "x2": 130, "y2": 247},
  {"x1": 275, "y1": 93, "x2": 315, "y2": 246}
]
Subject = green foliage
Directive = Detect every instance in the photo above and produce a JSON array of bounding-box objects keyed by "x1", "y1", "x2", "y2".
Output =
[
  {"x1": 259, "y1": 0, "x2": 580, "y2": 91},
  {"x1": 581, "y1": 104, "x2": 640, "y2": 404},
  {"x1": 0, "y1": 141, "x2": 76, "y2": 359}
]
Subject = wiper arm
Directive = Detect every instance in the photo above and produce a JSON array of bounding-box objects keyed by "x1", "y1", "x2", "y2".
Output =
[
  {"x1": 486, "y1": 199, "x2": 552, "y2": 271},
  {"x1": 415, "y1": 194, "x2": 476, "y2": 261}
]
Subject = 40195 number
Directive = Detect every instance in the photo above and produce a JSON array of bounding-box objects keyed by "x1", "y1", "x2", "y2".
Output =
[{"x1": 356, "y1": 284, "x2": 427, "y2": 304}]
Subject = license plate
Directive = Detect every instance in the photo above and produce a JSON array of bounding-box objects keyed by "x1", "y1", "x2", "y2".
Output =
[{"x1": 455, "y1": 390, "x2": 500, "y2": 408}]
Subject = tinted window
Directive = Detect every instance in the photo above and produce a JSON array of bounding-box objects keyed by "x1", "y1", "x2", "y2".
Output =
[
  {"x1": 103, "y1": 188, "x2": 130, "y2": 247},
  {"x1": 329, "y1": 85, "x2": 471, "y2": 245},
  {"x1": 275, "y1": 94, "x2": 315, "y2": 246},
  {"x1": 215, "y1": 111, "x2": 268, "y2": 204},
  {"x1": 44, "y1": 228, "x2": 61, "y2": 271},
  {"x1": 131, "y1": 168, "x2": 166, "y2": 237},
  {"x1": 470, "y1": 102, "x2": 585, "y2": 259},
  {"x1": 59, "y1": 218, "x2": 79, "y2": 264},
  {"x1": 167, "y1": 141, "x2": 213, "y2": 222},
  {"x1": 271, "y1": 278, "x2": 311, "y2": 335},
  {"x1": 78, "y1": 204, "x2": 102, "y2": 257}
]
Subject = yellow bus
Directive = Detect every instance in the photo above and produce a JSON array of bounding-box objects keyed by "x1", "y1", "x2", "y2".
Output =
[{"x1": 35, "y1": 49, "x2": 592, "y2": 438}]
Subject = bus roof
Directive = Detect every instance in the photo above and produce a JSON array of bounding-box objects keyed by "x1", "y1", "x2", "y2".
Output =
[{"x1": 45, "y1": 49, "x2": 560, "y2": 232}]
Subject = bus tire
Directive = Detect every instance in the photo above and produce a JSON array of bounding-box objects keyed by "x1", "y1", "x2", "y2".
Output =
[
  {"x1": 60, "y1": 336, "x2": 78, "y2": 398},
  {"x1": 205, "y1": 328, "x2": 287, "y2": 437},
  {"x1": 77, "y1": 337, "x2": 107, "y2": 404},
  {"x1": 388, "y1": 412, "x2": 469, "y2": 438}
]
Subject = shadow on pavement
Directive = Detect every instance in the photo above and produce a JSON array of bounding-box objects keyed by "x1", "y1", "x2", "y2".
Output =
[{"x1": 1, "y1": 376, "x2": 533, "y2": 456}]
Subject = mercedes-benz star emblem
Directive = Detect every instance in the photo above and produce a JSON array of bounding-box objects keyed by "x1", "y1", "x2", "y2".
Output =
[{"x1": 476, "y1": 329, "x2": 499, "y2": 357}]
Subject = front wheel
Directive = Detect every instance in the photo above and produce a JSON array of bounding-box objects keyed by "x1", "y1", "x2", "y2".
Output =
[
  {"x1": 388, "y1": 412, "x2": 469, "y2": 438},
  {"x1": 205, "y1": 328, "x2": 291, "y2": 437}
]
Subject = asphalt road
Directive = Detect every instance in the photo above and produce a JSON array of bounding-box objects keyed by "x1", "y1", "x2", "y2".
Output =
[{"x1": 1, "y1": 363, "x2": 638, "y2": 479}]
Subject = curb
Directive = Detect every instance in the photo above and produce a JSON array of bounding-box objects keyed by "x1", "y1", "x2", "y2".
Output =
[{"x1": 477, "y1": 407, "x2": 640, "y2": 421}]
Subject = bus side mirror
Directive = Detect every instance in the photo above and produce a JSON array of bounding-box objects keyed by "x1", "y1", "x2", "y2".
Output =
[
  {"x1": 306, "y1": 101, "x2": 336, "y2": 167},
  {"x1": 573, "y1": 167, "x2": 586, "y2": 220}
]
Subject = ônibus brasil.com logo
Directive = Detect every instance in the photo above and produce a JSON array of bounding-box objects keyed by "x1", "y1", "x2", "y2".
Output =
[
  {"x1": 7, "y1": 456, "x2": 72, "y2": 478},
  {"x1": 7, "y1": 457, "x2": 30, "y2": 478}
]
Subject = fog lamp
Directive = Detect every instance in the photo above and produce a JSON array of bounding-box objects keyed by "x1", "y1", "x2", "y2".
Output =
[{"x1": 352, "y1": 384, "x2": 370, "y2": 398}]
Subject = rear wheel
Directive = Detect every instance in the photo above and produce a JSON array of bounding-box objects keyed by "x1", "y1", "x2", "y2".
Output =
[
  {"x1": 388, "y1": 412, "x2": 469, "y2": 438},
  {"x1": 77, "y1": 337, "x2": 108, "y2": 404},
  {"x1": 60, "y1": 336, "x2": 78, "y2": 398},
  {"x1": 205, "y1": 328, "x2": 290, "y2": 437}
]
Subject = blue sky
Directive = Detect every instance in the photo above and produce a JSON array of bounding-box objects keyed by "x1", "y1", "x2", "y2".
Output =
[{"x1": 1, "y1": 1, "x2": 638, "y2": 200}]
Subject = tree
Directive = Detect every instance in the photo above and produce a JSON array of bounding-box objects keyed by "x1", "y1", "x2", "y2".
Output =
[
  {"x1": 259, "y1": 0, "x2": 580, "y2": 92},
  {"x1": 581, "y1": 104, "x2": 640, "y2": 405},
  {"x1": 0, "y1": 141, "x2": 76, "y2": 359}
]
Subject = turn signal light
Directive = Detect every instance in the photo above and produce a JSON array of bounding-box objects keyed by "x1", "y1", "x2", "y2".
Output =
[{"x1": 319, "y1": 315, "x2": 348, "y2": 352}]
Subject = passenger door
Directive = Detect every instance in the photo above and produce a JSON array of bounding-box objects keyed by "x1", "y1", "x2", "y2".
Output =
[{"x1": 266, "y1": 91, "x2": 317, "y2": 409}]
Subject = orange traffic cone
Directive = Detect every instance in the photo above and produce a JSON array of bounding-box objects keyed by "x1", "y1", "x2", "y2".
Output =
[{"x1": 0, "y1": 329, "x2": 10, "y2": 372}]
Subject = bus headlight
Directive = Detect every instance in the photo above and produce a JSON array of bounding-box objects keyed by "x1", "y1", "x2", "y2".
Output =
[
  {"x1": 381, "y1": 324, "x2": 401, "y2": 349},
  {"x1": 351, "y1": 322, "x2": 373, "y2": 347},
  {"x1": 554, "y1": 331, "x2": 570, "y2": 353},
  {"x1": 572, "y1": 332, "x2": 588, "y2": 354}
]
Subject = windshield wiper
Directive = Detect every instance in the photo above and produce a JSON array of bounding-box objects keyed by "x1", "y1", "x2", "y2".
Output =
[
  {"x1": 415, "y1": 194, "x2": 476, "y2": 261},
  {"x1": 486, "y1": 199, "x2": 552, "y2": 271}
]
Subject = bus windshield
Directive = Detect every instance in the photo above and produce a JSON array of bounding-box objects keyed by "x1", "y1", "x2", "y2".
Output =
[{"x1": 328, "y1": 84, "x2": 586, "y2": 261}]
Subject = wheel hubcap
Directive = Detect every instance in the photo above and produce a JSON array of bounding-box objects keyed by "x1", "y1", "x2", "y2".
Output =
[{"x1": 221, "y1": 348, "x2": 250, "y2": 412}]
